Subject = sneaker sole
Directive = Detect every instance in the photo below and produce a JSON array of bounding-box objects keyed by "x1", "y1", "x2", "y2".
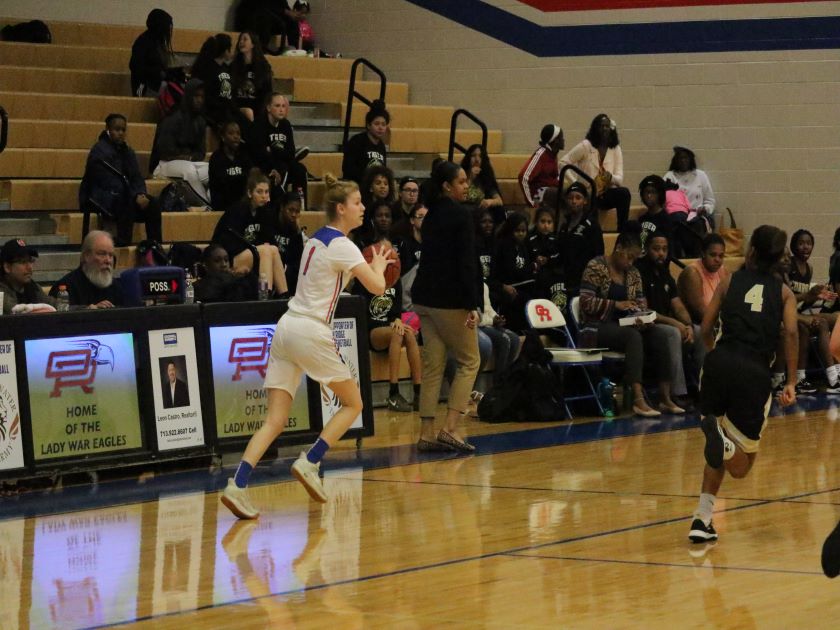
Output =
[
  {"x1": 292, "y1": 466, "x2": 328, "y2": 503},
  {"x1": 688, "y1": 529, "x2": 718, "y2": 543},
  {"x1": 220, "y1": 494, "x2": 259, "y2": 520},
  {"x1": 700, "y1": 414, "x2": 724, "y2": 469}
]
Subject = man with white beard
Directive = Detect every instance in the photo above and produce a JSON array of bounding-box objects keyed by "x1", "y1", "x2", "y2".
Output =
[{"x1": 49, "y1": 230, "x2": 124, "y2": 308}]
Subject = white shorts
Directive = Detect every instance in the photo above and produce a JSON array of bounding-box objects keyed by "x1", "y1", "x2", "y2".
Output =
[{"x1": 264, "y1": 313, "x2": 351, "y2": 395}]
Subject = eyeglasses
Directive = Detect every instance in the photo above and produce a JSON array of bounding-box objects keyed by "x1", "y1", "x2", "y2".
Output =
[{"x1": 402, "y1": 188, "x2": 419, "y2": 195}]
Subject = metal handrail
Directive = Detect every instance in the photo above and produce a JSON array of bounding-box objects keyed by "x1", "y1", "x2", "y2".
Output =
[
  {"x1": 0, "y1": 107, "x2": 8, "y2": 154},
  {"x1": 342, "y1": 58, "x2": 387, "y2": 148},
  {"x1": 557, "y1": 164, "x2": 596, "y2": 215},
  {"x1": 447, "y1": 109, "x2": 487, "y2": 163}
]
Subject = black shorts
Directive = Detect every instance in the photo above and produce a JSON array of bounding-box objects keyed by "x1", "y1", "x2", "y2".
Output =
[{"x1": 700, "y1": 344, "x2": 772, "y2": 442}]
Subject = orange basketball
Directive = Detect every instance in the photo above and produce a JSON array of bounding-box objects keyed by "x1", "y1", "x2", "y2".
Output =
[{"x1": 362, "y1": 244, "x2": 401, "y2": 290}]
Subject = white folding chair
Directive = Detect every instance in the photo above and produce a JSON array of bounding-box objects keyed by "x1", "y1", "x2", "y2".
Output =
[{"x1": 525, "y1": 299, "x2": 605, "y2": 418}]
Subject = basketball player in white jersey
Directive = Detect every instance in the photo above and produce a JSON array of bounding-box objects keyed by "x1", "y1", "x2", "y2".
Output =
[{"x1": 221, "y1": 173, "x2": 393, "y2": 518}]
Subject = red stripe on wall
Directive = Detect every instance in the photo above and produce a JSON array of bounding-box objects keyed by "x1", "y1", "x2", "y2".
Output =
[{"x1": 518, "y1": 0, "x2": 818, "y2": 11}]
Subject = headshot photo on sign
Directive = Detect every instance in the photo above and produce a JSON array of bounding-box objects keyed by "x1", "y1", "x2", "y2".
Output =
[{"x1": 160, "y1": 356, "x2": 190, "y2": 409}]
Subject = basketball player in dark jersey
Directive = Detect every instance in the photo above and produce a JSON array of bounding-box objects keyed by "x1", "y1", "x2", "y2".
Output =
[
  {"x1": 689, "y1": 225, "x2": 798, "y2": 543},
  {"x1": 820, "y1": 318, "x2": 840, "y2": 576}
]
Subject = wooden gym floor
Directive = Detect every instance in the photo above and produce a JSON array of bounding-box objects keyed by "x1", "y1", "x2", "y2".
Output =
[{"x1": 3, "y1": 396, "x2": 840, "y2": 629}]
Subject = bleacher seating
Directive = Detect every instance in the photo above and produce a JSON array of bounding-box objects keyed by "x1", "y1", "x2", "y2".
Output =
[{"x1": 0, "y1": 16, "x2": 742, "y2": 391}]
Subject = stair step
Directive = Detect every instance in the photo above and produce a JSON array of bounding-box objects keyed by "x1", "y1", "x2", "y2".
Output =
[
  {"x1": 0, "y1": 217, "x2": 55, "y2": 236},
  {"x1": 17, "y1": 234, "x2": 70, "y2": 246},
  {"x1": 32, "y1": 251, "x2": 80, "y2": 271}
]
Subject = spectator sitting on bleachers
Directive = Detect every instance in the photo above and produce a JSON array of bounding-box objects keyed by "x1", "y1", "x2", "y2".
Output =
[
  {"x1": 152, "y1": 78, "x2": 211, "y2": 204},
  {"x1": 353, "y1": 239, "x2": 421, "y2": 412},
  {"x1": 518, "y1": 124, "x2": 564, "y2": 208},
  {"x1": 560, "y1": 114, "x2": 631, "y2": 231},
  {"x1": 461, "y1": 144, "x2": 504, "y2": 224},
  {"x1": 234, "y1": 0, "x2": 286, "y2": 55},
  {"x1": 781, "y1": 229, "x2": 839, "y2": 395},
  {"x1": 677, "y1": 232, "x2": 729, "y2": 325},
  {"x1": 190, "y1": 34, "x2": 237, "y2": 127},
  {"x1": 281, "y1": 0, "x2": 311, "y2": 50},
  {"x1": 209, "y1": 120, "x2": 254, "y2": 213},
  {"x1": 635, "y1": 233, "x2": 697, "y2": 402},
  {"x1": 638, "y1": 174, "x2": 673, "y2": 251},
  {"x1": 342, "y1": 99, "x2": 388, "y2": 185},
  {"x1": 579, "y1": 223, "x2": 683, "y2": 417},
  {"x1": 392, "y1": 176, "x2": 420, "y2": 228},
  {"x1": 49, "y1": 231, "x2": 123, "y2": 309},
  {"x1": 664, "y1": 146, "x2": 716, "y2": 228},
  {"x1": 129, "y1": 8, "x2": 174, "y2": 97},
  {"x1": 491, "y1": 212, "x2": 534, "y2": 333},
  {"x1": 398, "y1": 204, "x2": 425, "y2": 314},
  {"x1": 232, "y1": 31, "x2": 274, "y2": 123},
  {"x1": 0, "y1": 240, "x2": 56, "y2": 314},
  {"x1": 556, "y1": 182, "x2": 604, "y2": 298},
  {"x1": 274, "y1": 190, "x2": 306, "y2": 294},
  {"x1": 80, "y1": 113, "x2": 163, "y2": 247},
  {"x1": 478, "y1": 281, "x2": 520, "y2": 385},
  {"x1": 245, "y1": 93, "x2": 308, "y2": 207},
  {"x1": 211, "y1": 171, "x2": 288, "y2": 295},
  {"x1": 829, "y1": 227, "x2": 840, "y2": 296},
  {"x1": 193, "y1": 243, "x2": 258, "y2": 303},
  {"x1": 357, "y1": 202, "x2": 403, "y2": 254},
  {"x1": 475, "y1": 208, "x2": 496, "y2": 283},
  {"x1": 359, "y1": 165, "x2": 396, "y2": 233},
  {"x1": 528, "y1": 208, "x2": 564, "y2": 307}
]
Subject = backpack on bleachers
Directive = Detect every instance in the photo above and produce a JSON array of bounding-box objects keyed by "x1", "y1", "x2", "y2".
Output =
[
  {"x1": 158, "y1": 80, "x2": 185, "y2": 118},
  {"x1": 159, "y1": 180, "x2": 207, "y2": 212},
  {"x1": 1, "y1": 20, "x2": 51, "y2": 43}
]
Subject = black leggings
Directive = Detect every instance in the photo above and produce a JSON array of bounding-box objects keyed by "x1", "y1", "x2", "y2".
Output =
[{"x1": 596, "y1": 186, "x2": 631, "y2": 231}]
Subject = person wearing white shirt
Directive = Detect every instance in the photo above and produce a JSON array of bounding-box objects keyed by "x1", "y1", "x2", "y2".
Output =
[
  {"x1": 664, "y1": 146, "x2": 716, "y2": 226},
  {"x1": 560, "y1": 113, "x2": 631, "y2": 231},
  {"x1": 221, "y1": 173, "x2": 394, "y2": 517}
]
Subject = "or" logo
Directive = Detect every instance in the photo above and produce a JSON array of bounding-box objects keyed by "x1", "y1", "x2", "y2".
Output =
[
  {"x1": 228, "y1": 337, "x2": 270, "y2": 380},
  {"x1": 535, "y1": 304, "x2": 553, "y2": 323},
  {"x1": 46, "y1": 350, "x2": 96, "y2": 397}
]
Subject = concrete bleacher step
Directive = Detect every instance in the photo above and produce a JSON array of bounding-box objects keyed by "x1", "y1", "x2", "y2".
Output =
[
  {"x1": 0, "y1": 148, "x2": 150, "y2": 178},
  {"x1": 2, "y1": 179, "x2": 168, "y2": 212},
  {"x1": 276, "y1": 78, "x2": 409, "y2": 107},
  {"x1": 0, "y1": 41, "x2": 130, "y2": 72},
  {"x1": 1, "y1": 91, "x2": 158, "y2": 123},
  {"x1": 31, "y1": 250, "x2": 80, "y2": 272},
  {"x1": 343, "y1": 103, "x2": 455, "y2": 129},
  {"x1": 268, "y1": 56, "x2": 356, "y2": 81},
  {"x1": 1, "y1": 65, "x2": 131, "y2": 97},
  {"x1": 6, "y1": 119, "x2": 157, "y2": 151},
  {"x1": 0, "y1": 18, "x2": 230, "y2": 51},
  {"x1": 0, "y1": 216, "x2": 56, "y2": 237}
]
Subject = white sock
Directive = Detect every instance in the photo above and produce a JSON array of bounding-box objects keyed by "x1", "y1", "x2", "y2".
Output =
[
  {"x1": 797, "y1": 369, "x2": 806, "y2": 382},
  {"x1": 828, "y1": 365, "x2": 838, "y2": 386},
  {"x1": 771, "y1": 372, "x2": 785, "y2": 387},
  {"x1": 695, "y1": 492, "x2": 716, "y2": 525}
]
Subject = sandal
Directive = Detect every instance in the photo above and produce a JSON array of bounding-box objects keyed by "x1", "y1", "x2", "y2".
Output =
[
  {"x1": 658, "y1": 403, "x2": 686, "y2": 414},
  {"x1": 436, "y1": 429, "x2": 475, "y2": 453}
]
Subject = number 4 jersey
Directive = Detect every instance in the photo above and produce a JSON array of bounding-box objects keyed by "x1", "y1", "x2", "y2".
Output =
[{"x1": 717, "y1": 268, "x2": 783, "y2": 363}]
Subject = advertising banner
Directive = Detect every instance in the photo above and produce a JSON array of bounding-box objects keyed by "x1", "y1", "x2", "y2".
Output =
[
  {"x1": 0, "y1": 340, "x2": 24, "y2": 471},
  {"x1": 320, "y1": 318, "x2": 362, "y2": 430},
  {"x1": 148, "y1": 328, "x2": 205, "y2": 451},
  {"x1": 25, "y1": 333, "x2": 142, "y2": 461},
  {"x1": 209, "y1": 324, "x2": 310, "y2": 439}
]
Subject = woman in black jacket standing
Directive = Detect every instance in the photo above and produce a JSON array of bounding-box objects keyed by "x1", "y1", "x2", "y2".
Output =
[{"x1": 412, "y1": 161, "x2": 482, "y2": 452}]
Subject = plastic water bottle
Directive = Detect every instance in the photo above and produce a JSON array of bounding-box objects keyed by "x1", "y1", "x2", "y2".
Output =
[
  {"x1": 56, "y1": 285, "x2": 70, "y2": 312},
  {"x1": 184, "y1": 270, "x2": 195, "y2": 304},
  {"x1": 597, "y1": 377, "x2": 615, "y2": 418},
  {"x1": 258, "y1": 273, "x2": 270, "y2": 301}
]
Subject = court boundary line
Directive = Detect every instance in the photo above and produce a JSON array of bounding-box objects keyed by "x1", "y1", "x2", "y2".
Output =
[
  {"x1": 500, "y1": 552, "x2": 825, "y2": 576},
  {"x1": 91, "y1": 482, "x2": 840, "y2": 629}
]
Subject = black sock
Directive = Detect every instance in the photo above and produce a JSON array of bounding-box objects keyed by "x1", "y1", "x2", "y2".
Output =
[
  {"x1": 413, "y1": 383, "x2": 421, "y2": 399},
  {"x1": 389, "y1": 383, "x2": 399, "y2": 396}
]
